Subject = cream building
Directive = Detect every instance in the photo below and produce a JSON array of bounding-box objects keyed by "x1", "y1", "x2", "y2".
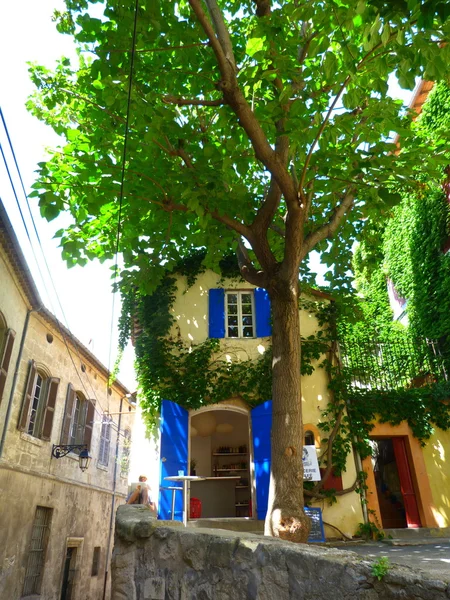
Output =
[
  {"x1": 0, "y1": 201, "x2": 135, "y2": 600},
  {"x1": 156, "y1": 271, "x2": 364, "y2": 538}
]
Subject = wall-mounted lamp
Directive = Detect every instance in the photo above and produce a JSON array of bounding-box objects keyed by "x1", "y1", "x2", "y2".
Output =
[{"x1": 52, "y1": 444, "x2": 92, "y2": 472}]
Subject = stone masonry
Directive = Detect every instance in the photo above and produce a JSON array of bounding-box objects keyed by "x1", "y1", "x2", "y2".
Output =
[{"x1": 112, "y1": 505, "x2": 450, "y2": 600}]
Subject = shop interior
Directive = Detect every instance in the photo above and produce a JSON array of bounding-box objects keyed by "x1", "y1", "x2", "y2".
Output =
[{"x1": 190, "y1": 409, "x2": 251, "y2": 519}]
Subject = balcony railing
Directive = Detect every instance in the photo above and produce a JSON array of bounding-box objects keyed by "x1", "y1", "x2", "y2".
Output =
[{"x1": 338, "y1": 335, "x2": 449, "y2": 392}]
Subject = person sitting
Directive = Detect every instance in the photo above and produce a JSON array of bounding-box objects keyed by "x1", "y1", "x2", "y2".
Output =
[{"x1": 127, "y1": 475, "x2": 156, "y2": 511}]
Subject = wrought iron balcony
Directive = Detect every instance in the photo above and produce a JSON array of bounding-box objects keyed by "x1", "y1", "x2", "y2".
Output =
[{"x1": 338, "y1": 335, "x2": 449, "y2": 393}]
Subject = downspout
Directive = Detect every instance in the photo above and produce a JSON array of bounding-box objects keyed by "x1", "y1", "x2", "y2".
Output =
[
  {"x1": 102, "y1": 395, "x2": 123, "y2": 600},
  {"x1": 0, "y1": 307, "x2": 39, "y2": 458}
]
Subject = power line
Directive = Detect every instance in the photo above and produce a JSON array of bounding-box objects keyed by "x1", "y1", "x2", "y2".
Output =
[
  {"x1": 107, "y1": 0, "x2": 140, "y2": 383},
  {"x1": 0, "y1": 111, "x2": 123, "y2": 433}
]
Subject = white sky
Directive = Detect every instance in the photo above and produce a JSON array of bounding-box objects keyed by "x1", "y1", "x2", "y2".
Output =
[{"x1": 0, "y1": 0, "x2": 137, "y2": 395}]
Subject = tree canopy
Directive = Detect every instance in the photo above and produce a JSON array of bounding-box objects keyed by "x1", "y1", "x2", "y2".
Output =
[{"x1": 28, "y1": 0, "x2": 450, "y2": 292}]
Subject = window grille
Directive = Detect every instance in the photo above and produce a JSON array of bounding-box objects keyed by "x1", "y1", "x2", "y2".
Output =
[{"x1": 22, "y1": 506, "x2": 52, "y2": 596}]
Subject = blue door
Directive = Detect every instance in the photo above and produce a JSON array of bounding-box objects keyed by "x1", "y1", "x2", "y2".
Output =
[
  {"x1": 158, "y1": 400, "x2": 188, "y2": 521},
  {"x1": 251, "y1": 401, "x2": 272, "y2": 520}
]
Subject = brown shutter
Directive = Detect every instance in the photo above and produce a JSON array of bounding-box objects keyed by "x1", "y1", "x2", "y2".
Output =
[
  {"x1": 41, "y1": 378, "x2": 60, "y2": 441},
  {"x1": 83, "y1": 400, "x2": 95, "y2": 450},
  {"x1": 18, "y1": 360, "x2": 37, "y2": 431},
  {"x1": 61, "y1": 384, "x2": 76, "y2": 444},
  {"x1": 0, "y1": 328, "x2": 16, "y2": 405}
]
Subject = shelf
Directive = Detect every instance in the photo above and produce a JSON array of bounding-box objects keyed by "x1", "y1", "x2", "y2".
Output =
[
  {"x1": 213, "y1": 453, "x2": 247, "y2": 456},
  {"x1": 235, "y1": 485, "x2": 248, "y2": 489},
  {"x1": 235, "y1": 503, "x2": 249, "y2": 507},
  {"x1": 216, "y1": 468, "x2": 248, "y2": 472}
]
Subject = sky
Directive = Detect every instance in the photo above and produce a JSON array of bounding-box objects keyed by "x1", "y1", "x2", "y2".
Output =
[{"x1": 0, "y1": 0, "x2": 137, "y2": 394}]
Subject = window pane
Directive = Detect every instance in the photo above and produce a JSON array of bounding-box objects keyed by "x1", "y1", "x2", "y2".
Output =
[
  {"x1": 228, "y1": 316, "x2": 238, "y2": 326},
  {"x1": 243, "y1": 327, "x2": 253, "y2": 337},
  {"x1": 228, "y1": 326, "x2": 238, "y2": 337},
  {"x1": 228, "y1": 304, "x2": 238, "y2": 315},
  {"x1": 241, "y1": 293, "x2": 252, "y2": 303},
  {"x1": 227, "y1": 294, "x2": 237, "y2": 304},
  {"x1": 241, "y1": 304, "x2": 252, "y2": 315},
  {"x1": 243, "y1": 316, "x2": 253, "y2": 326}
]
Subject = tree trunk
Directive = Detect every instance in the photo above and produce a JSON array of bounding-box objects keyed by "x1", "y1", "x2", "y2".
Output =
[{"x1": 265, "y1": 279, "x2": 311, "y2": 543}]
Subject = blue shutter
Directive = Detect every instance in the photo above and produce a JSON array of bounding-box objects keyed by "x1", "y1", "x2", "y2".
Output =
[
  {"x1": 208, "y1": 288, "x2": 225, "y2": 338},
  {"x1": 158, "y1": 400, "x2": 188, "y2": 521},
  {"x1": 254, "y1": 288, "x2": 272, "y2": 337},
  {"x1": 251, "y1": 400, "x2": 272, "y2": 520}
]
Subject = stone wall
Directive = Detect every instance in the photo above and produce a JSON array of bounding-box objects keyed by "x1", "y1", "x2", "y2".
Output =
[{"x1": 112, "y1": 506, "x2": 450, "y2": 600}]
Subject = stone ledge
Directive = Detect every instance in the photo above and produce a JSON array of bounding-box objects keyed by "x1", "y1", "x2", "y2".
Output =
[{"x1": 112, "y1": 508, "x2": 450, "y2": 600}]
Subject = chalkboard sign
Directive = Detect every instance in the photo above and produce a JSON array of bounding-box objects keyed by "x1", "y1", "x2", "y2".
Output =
[{"x1": 305, "y1": 507, "x2": 325, "y2": 542}]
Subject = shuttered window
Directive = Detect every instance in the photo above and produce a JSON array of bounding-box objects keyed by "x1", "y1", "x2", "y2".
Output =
[
  {"x1": 209, "y1": 288, "x2": 272, "y2": 339},
  {"x1": 61, "y1": 385, "x2": 95, "y2": 451},
  {"x1": 98, "y1": 416, "x2": 111, "y2": 466},
  {"x1": 22, "y1": 506, "x2": 52, "y2": 596},
  {"x1": 18, "y1": 361, "x2": 59, "y2": 440},
  {"x1": 0, "y1": 327, "x2": 15, "y2": 405}
]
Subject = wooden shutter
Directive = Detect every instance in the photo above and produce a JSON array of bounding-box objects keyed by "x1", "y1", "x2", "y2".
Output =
[
  {"x1": 208, "y1": 289, "x2": 225, "y2": 338},
  {"x1": 41, "y1": 378, "x2": 60, "y2": 441},
  {"x1": 83, "y1": 400, "x2": 95, "y2": 450},
  {"x1": 254, "y1": 288, "x2": 272, "y2": 337},
  {"x1": 61, "y1": 384, "x2": 76, "y2": 444},
  {"x1": 18, "y1": 360, "x2": 37, "y2": 431},
  {"x1": 0, "y1": 328, "x2": 16, "y2": 405}
]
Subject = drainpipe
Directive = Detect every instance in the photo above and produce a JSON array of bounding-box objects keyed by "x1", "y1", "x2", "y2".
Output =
[
  {"x1": 102, "y1": 395, "x2": 123, "y2": 600},
  {"x1": 0, "y1": 307, "x2": 38, "y2": 458}
]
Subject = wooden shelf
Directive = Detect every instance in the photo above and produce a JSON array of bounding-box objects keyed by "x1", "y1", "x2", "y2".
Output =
[
  {"x1": 235, "y1": 485, "x2": 248, "y2": 489},
  {"x1": 235, "y1": 503, "x2": 249, "y2": 507},
  {"x1": 213, "y1": 452, "x2": 247, "y2": 456},
  {"x1": 216, "y1": 468, "x2": 247, "y2": 472}
]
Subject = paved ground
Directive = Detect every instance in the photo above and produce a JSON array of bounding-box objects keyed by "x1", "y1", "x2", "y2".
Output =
[{"x1": 332, "y1": 542, "x2": 450, "y2": 582}]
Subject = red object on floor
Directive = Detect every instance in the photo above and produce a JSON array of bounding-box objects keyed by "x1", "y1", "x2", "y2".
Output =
[{"x1": 190, "y1": 497, "x2": 202, "y2": 519}]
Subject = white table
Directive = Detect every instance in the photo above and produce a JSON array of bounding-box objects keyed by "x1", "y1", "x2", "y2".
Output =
[{"x1": 164, "y1": 475, "x2": 205, "y2": 526}]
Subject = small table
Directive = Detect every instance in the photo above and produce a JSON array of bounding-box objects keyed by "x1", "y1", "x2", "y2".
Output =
[{"x1": 164, "y1": 475, "x2": 205, "y2": 526}]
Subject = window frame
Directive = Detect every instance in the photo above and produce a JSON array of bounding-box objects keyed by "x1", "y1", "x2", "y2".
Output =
[
  {"x1": 98, "y1": 416, "x2": 112, "y2": 467},
  {"x1": 27, "y1": 371, "x2": 46, "y2": 437},
  {"x1": 68, "y1": 392, "x2": 87, "y2": 448},
  {"x1": 22, "y1": 506, "x2": 52, "y2": 596},
  {"x1": 225, "y1": 290, "x2": 255, "y2": 339}
]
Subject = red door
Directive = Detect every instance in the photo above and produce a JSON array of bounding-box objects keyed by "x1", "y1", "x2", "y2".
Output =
[{"x1": 392, "y1": 438, "x2": 421, "y2": 528}]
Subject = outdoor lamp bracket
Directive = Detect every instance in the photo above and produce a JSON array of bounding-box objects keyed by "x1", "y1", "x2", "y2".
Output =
[{"x1": 51, "y1": 444, "x2": 92, "y2": 472}]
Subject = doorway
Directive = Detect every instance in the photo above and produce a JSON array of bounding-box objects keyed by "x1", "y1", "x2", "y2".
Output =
[
  {"x1": 60, "y1": 547, "x2": 76, "y2": 600},
  {"x1": 371, "y1": 438, "x2": 421, "y2": 528},
  {"x1": 189, "y1": 407, "x2": 252, "y2": 518}
]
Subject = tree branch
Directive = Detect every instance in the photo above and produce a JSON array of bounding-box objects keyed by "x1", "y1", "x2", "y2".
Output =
[
  {"x1": 204, "y1": 0, "x2": 237, "y2": 72},
  {"x1": 301, "y1": 190, "x2": 355, "y2": 258},
  {"x1": 237, "y1": 240, "x2": 267, "y2": 287},
  {"x1": 188, "y1": 0, "x2": 296, "y2": 204}
]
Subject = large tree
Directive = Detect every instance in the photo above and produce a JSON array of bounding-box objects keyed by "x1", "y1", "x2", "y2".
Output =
[{"x1": 28, "y1": 0, "x2": 450, "y2": 541}]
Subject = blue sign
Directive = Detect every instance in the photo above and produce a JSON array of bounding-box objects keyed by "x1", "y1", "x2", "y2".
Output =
[{"x1": 305, "y1": 507, "x2": 325, "y2": 542}]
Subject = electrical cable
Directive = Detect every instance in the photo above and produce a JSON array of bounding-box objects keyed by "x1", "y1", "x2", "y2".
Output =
[
  {"x1": 106, "y1": 0, "x2": 140, "y2": 388},
  {"x1": 0, "y1": 115, "x2": 125, "y2": 434}
]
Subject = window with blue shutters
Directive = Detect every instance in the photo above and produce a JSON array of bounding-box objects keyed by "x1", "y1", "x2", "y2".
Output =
[{"x1": 209, "y1": 287, "x2": 272, "y2": 339}]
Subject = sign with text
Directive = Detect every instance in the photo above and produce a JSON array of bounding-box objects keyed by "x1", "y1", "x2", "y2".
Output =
[
  {"x1": 302, "y1": 446, "x2": 321, "y2": 481},
  {"x1": 305, "y1": 507, "x2": 326, "y2": 542}
]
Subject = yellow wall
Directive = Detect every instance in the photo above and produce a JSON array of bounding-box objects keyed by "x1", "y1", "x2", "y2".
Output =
[
  {"x1": 173, "y1": 272, "x2": 364, "y2": 537},
  {"x1": 422, "y1": 427, "x2": 450, "y2": 527}
]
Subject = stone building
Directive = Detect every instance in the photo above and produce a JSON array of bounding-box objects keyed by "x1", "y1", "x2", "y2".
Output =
[{"x1": 0, "y1": 200, "x2": 134, "y2": 600}]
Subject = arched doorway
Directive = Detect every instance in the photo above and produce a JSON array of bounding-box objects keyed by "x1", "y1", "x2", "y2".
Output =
[{"x1": 189, "y1": 403, "x2": 252, "y2": 519}]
